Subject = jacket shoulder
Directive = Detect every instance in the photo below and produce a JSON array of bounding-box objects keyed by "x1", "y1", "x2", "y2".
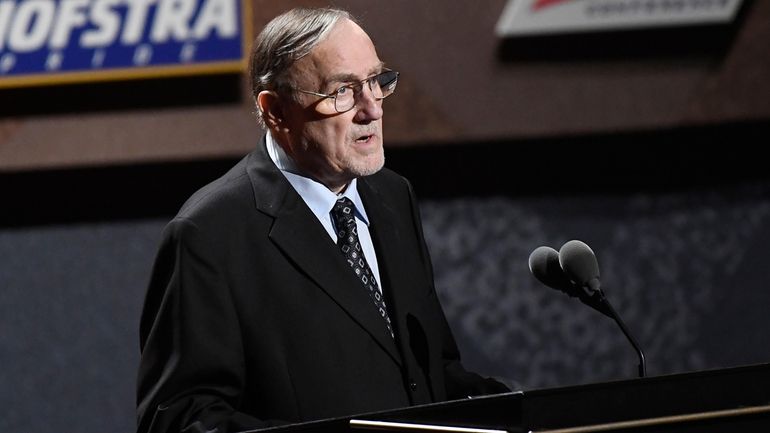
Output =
[{"x1": 175, "y1": 156, "x2": 254, "y2": 224}]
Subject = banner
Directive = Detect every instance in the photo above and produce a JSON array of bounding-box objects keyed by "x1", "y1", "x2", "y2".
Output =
[
  {"x1": 0, "y1": 0, "x2": 249, "y2": 88},
  {"x1": 496, "y1": 0, "x2": 743, "y2": 37}
]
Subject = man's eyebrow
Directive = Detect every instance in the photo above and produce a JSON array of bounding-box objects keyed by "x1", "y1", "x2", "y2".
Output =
[{"x1": 323, "y1": 62, "x2": 386, "y2": 87}]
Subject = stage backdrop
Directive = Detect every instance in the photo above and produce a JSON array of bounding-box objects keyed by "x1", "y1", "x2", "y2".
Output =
[{"x1": 2, "y1": 1, "x2": 770, "y2": 433}]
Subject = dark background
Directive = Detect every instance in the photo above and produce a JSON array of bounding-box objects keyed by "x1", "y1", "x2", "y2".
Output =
[{"x1": 2, "y1": 1, "x2": 770, "y2": 433}]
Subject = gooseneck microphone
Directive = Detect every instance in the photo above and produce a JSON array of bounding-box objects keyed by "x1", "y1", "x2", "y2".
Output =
[
  {"x1": 528, "y1": 244, "x2": 612, "y2": 318},
  {"x1": 529, "y1": 240, "x2": 647, "y2": 378}
]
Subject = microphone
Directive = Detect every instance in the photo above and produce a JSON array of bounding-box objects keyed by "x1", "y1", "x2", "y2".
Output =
[
  {"x1": 528, "y1": 240, "x2": 647, "y2": 377},
  {"x1": 528, "y1": 246, "x2": 580, "y2": 297},
  {"x1": 558, "y1": 240, "x2": 601, "y2": 294},
  {"x1": 528, "y1": 244, "x2": 612, "y2": 318}
]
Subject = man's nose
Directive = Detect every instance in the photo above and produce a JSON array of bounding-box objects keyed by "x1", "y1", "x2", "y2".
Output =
[{"x1": 353, "y1": 85, "x2": 383, "y2": 122}]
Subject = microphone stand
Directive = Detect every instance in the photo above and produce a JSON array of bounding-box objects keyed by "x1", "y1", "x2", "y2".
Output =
[{"x1": 593, "y1": 290, "x2": 647, "y2": 378}]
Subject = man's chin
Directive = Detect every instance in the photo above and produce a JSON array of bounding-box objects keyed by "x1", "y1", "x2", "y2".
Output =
[{"x1": 347, "y1": 152, "x2": 385, "y2": 178}]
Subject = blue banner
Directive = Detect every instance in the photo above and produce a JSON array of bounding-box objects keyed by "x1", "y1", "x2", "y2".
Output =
[{"x1": 0, "y1": 0, "x2": 248, "y2": 87}]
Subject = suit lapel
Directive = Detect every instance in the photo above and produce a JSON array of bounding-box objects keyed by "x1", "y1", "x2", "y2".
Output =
[
  {"x1": 358, "y1": 178, "x2": 420, "y2": 337},
  {"x1": 246, "y1": 140, "x2": 401, "y2": 365}
]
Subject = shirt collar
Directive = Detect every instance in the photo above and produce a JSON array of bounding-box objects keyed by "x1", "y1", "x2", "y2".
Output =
[
  {"x1": 266, "y1": 130, "x2": 299, "y2": 173},
  {"x1": 265, "y1": 131, "x2": 371, "y2": 226}
]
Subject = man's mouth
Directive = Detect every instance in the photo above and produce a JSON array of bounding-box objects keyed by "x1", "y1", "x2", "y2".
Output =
[{"x1": 355, "y1": 134, "x2": 374, "y2": 143}]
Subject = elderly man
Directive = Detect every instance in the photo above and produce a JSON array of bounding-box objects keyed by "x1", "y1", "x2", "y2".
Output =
[{"x1": 137, "y1": 7, "x2": 508, "y2": 433}]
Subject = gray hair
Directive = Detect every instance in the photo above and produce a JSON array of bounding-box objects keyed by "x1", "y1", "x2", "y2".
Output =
[{"x1": 249, "y1": 7, "x2": 353, "y2": 126}]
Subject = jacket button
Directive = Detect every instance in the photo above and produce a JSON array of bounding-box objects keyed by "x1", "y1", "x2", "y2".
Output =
[{"x1": 409, "y1": 381, "x2": 417, "y2": 391}]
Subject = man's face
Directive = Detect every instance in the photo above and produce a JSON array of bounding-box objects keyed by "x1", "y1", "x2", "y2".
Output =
[{"x1": 281, "y1": 19, "x2": 386, "y2": 192}]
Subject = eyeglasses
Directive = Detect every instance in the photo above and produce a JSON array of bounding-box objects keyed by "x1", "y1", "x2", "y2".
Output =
[{"x1": 293, "y1": 70, "x2": 399, "y2": 113}]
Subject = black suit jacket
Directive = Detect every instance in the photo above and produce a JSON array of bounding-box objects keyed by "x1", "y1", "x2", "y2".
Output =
[{"x1": 137, "y1": 139, "x2": 507, "y2": 433}]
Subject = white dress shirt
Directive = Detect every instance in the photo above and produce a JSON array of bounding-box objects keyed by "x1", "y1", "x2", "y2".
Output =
[{"x1": 266, "y1": 132, "x2": 383, "y2": 291}]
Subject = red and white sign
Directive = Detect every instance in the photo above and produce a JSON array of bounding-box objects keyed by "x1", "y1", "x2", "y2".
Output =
[{"x1": 496, "y1": 0, "x2": 744, "y2": 37}]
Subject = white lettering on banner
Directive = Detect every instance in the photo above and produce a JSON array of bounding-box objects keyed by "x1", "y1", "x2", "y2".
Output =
[
  {"x1": 45, "y1": 50, "x2": 62, "y2": 70},
  {"x1": 81, "y1": 0, "x2": 122, "y2": 48},
  {"x1": 0, "y1": 52, "x2": 15, "y2": 72},
  {"x1": 192, "y1": 0, "x2": 236, "y2": 39},
  {"x1": 92, "y1": 48, "x2": 106, "y2": 67},
  {"x1": 0, "y1": 0, "x2": 242, "y2": 74},
  {"x1": 180, "y1": 41, "x2": 195, "y2": 62},
  {"x1": 151, "y1": 0, "x2": 195, "y2": 42},
  {"x1": 0, "y1": 1, "x2": 14, "y2": 50},
  {"x1": 133, "y1": 43, "x2": 152, "y2": 65},
  {"x1": 8, "y1": 0, "x2": 55, "y2": 52},
  {"x1": 121, "y1": 0, "x2": 156, "y2": 45},
  {"x1": 50, "y1": 0, "x2": 89, "y2": 49},
  {"x1": 0, "y1": 0, "x2": 239, "y2": 53}
]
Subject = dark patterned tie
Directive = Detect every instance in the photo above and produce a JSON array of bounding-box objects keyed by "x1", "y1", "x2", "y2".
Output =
[{"x1": 331, "y1": 197, "x2": 394, "y2": 338}]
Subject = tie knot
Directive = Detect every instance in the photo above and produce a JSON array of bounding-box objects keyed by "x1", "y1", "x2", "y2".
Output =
[
  {"x1": 333, "y1": 197, "x2": 355, "y2": 217},
  {"x1": 332, "y1": 197, "x2": 356, "y2": 228}
]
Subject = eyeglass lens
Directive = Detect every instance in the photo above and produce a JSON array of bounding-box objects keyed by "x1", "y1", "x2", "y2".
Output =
[{"x1": 335, "y1": 71, "x2": 398, "y2": 112}]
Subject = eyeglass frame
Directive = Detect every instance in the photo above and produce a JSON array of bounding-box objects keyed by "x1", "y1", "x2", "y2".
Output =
[{"x1": 291, "y1": 70, "x2": 400, "y2": 113}]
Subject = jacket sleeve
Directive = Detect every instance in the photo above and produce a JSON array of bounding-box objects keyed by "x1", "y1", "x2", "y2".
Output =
[
  {"x1": 137, "y1": 217, "x2": 285, "y2": 433},
  {"x1": 403, "y1": 179, "x2": 511, "y2": 400}
]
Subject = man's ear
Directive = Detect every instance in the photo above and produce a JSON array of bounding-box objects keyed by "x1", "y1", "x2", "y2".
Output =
[{"x1": 257, "y1": 91, "x2": 286, "y2": 131}]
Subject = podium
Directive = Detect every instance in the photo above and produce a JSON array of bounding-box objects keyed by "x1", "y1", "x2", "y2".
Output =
[{"x1": 255, "y1": 363, "x2": 770, "y2": 432}]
